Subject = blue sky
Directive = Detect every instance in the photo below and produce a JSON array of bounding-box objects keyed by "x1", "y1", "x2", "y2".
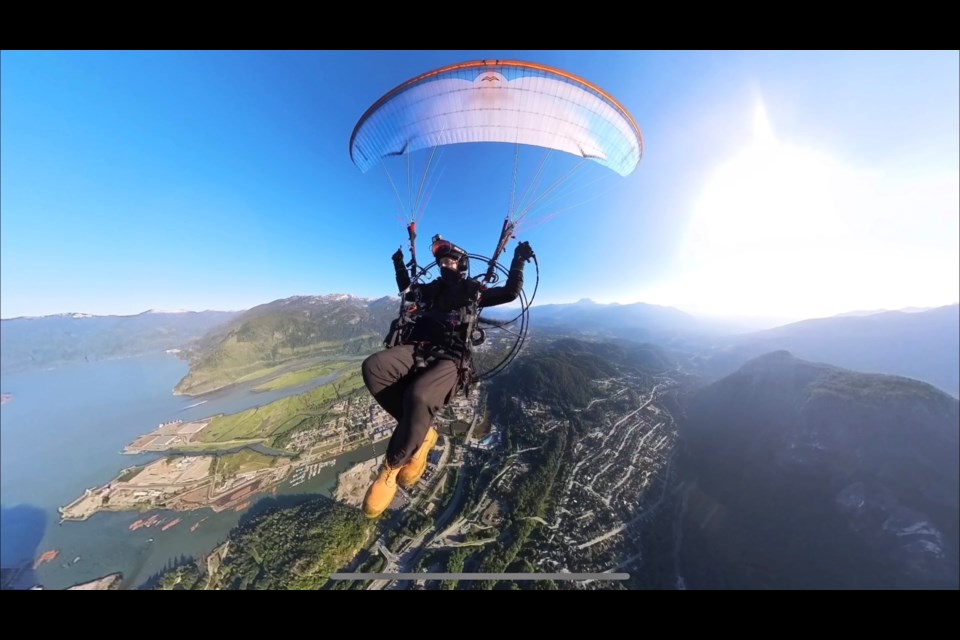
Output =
[{"x1": 2, "y1": 50, "x2": 957, "y2": 321}]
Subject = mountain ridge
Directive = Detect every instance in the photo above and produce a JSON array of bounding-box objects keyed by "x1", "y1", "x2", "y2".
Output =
[
  {"x1": 680, "y1": 350, "x2": 959, "y2": 588},
  {"x1": 700, "y1": 304, "x2": 960, "y2": 396},
  {"x1": 0, "y1": 310, "x2": 243, "y2": 374}
]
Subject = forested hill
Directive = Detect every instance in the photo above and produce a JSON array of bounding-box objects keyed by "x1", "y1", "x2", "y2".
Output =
[
  {"x1": 680, "y1": 350, "x2": 960, "y2": 589},
  {"x1": 497, "y1": 338, "x2": 676, "y2": 408},
  {"x1": 152, "y1": 497, "x2": 370, "y2": 590},
  {"x1": 174, "y1": 294, "x2": 396, "y2": 395}
]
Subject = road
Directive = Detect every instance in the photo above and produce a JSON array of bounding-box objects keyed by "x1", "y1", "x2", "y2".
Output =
[{"x1": 367, "y1": 453, "x2": 467, "y2": 590}]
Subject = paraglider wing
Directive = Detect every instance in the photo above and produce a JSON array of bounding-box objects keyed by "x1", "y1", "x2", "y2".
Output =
[{"x1": 350, "y1": 60, "x2": 643, "y2": 177}]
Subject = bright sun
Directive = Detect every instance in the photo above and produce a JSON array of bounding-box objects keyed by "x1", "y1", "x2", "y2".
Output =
[{"x1": 652, "y1": 102, "x2": 959, "y2": 320}]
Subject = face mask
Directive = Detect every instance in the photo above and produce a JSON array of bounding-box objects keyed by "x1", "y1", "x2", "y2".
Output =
[{"x1": 440, "y1": 266, "x2": 460, "y2": 284}]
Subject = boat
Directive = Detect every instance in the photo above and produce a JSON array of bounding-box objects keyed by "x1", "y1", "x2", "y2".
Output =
[
  {"x1": 161, "y1": 517, "x2": 182, "y2": 531},
  {"x1": 33, "y1": 549, "x2": 60, "y2": 570}
]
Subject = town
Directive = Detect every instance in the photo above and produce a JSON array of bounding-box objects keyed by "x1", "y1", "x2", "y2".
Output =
[{"x1": 346, "y1": 367, "x2": 682, "y2": 590}]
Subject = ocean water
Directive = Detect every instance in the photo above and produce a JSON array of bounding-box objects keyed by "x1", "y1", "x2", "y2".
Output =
[{"x1": 0, "y1": 352, "x2": 381, "y2": 589}]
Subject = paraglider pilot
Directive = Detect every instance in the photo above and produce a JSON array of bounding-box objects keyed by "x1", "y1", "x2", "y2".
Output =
[{"x1": 361, "y1": 235, "x2": 535, "y2": 517}]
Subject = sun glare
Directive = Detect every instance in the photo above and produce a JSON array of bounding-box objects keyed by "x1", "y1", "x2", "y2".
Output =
[{"x1": 654, "y1": 101, "x2": 959, "y2": 319}]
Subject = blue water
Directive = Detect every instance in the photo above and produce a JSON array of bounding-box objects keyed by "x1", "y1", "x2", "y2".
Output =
[{"x1": 0, "y1": 352, "x2": 382, "y2": 589}]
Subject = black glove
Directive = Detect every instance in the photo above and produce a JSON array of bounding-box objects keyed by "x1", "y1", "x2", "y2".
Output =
[
  {"x1": 513, "y1": 241, "x2": 535, "y2": 263},
  {"x1": 392, "y1": 247, "x2": 404, "y2": 268}
]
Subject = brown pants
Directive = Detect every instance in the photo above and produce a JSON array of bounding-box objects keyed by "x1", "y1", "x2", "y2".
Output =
[{"x1": 361, "y1": 344, "x2": 460, "y2": 467}]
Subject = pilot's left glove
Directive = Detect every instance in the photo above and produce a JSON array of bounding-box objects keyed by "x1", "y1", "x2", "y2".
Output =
[{"x1": 513, "y1": 241, "x2": 535, "y2": 263}]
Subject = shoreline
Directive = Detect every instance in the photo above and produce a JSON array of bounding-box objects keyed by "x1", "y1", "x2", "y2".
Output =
[
  {"x1": 59, "y1": 433, "x2": 388, "y2": 522},
  {"x1": 55, "y1": 357, "x2": 392, "y2": 525}
]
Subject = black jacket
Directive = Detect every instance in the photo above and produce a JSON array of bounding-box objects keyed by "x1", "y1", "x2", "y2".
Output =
[{"x1": 393, "y1": 259, "x2": 525, "y2": 357}]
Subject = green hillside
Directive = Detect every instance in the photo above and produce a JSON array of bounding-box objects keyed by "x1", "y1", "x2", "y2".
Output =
[
  {"x1": 174, "y1": 295, "x2": 395, "y2": 395},
  {"x1": 153, "y1": 498, "x2": 370, "y2": 590}
]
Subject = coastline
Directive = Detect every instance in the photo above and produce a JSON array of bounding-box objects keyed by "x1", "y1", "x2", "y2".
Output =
[
  {"x1": 39, "y1": 353, "x2": 393, "y2": 587},
  {"x1": 59, "y1": 429, "x2": 390, "y2": 524},
  {"x1": 66, "y1": 572, "x2": 123, "y2": 590},
  {"x1": 58, "y1": 454, "x2": 294, "y2": 522}
]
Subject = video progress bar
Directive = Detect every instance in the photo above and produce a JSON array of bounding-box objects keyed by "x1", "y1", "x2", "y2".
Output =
[{"x1": 331, "y1": 573, "x2": 629, "y2": 581}]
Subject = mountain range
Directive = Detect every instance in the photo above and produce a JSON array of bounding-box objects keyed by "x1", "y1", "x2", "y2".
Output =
[
  {"x1": 498, "y1": 300, "x2": 958, "y2": 397},
  {"x1": 5, "y1": 296, "x2": 956, "y2": 399},
  {"x1": 0, "y1": 310, "x2": 241, "y2": 374},
  {"x1": 696, "y1": 304, "x2": 960, "y2": 396}
]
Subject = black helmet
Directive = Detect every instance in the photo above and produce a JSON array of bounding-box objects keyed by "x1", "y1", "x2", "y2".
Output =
[{"x1": 431, "y1": 235, "x2": 469, "y2": 273}]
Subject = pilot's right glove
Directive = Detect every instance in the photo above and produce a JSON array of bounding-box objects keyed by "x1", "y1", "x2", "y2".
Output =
[{"x1": 392, "y1": 248, "x2": 405, "y2": 269}]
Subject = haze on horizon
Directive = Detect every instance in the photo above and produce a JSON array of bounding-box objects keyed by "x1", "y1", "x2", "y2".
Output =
[{"x1": 2, "y1": 51, "x2": 957, "y2": 322}]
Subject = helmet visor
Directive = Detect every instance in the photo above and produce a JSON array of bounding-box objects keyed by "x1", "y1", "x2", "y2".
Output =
[{"x1": 431, "y1": 239, "x2": 453, "y2": 258}]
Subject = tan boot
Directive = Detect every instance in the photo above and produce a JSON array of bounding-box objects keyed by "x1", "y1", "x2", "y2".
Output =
[
  {"x1": 363, "y1": 462, "x2": 401, "y2": 518},
  {"x1": 398, "y1": 426, "x2": 439, "y2": 489}
]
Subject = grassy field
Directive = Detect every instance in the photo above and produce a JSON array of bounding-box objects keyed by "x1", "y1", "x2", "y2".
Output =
[
  {"x1": 175, "y1": 335, "x2": 379, "y2": 395},
  {"x1": 215, "y1": 450, "x2": 280, "y2": 477},
  {"x1": 233, "y1": 362, "x2": 290, "y2": 385},
  {"x1": 171, "y1": 441, "x2": 267, "y2": 454},
  {"x1": 448, "y1": 420, "x2": 472, "y2": 435},
  {"x1": 251, "y1": 361, "x2": 354, "y2": 392},
  {"x1": 472, "y1": 414, "x2": 491, "y2": 439},
  {"x1": 117, "y1": 467, "x2": 142, "y2": 483},
  {"x1": 197, "y1": 368, "x2": 366, "y2": 445}
]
